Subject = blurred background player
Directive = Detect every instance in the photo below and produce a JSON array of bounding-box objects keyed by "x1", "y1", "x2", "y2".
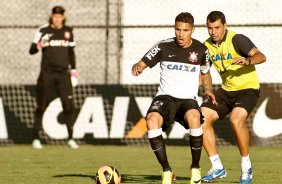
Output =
[
  {"x1": 29, "y1": 6, "x2": 79, "y2": 149},
  {"x1": 131, "y1": 12, "x2": 216, "y2": 184},
  {"x1": 201, "y1": 11, "x2": 266, "y2": 183}
]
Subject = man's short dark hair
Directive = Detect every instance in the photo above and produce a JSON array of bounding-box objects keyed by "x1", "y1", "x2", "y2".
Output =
[
  {"x1": 175, "y1": 12, "x2": 194, "y2": 26},
  {"x1": 207, "y1": 11, "x2": 226, "y2": 24}
]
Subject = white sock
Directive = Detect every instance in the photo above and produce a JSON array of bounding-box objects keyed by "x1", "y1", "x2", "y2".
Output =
[
  {"x1": 209, "y1": 154, "x2": 224, "y2": 170},
  {"x1": 189, "y1": 126, "x2": 203, "y2": 136},
  {"x1": 147, "y1": 128, "x2": 163, "y2": 139},
  {"x1": 241, "y1": 154, "x2": 252, "y2": 171}
]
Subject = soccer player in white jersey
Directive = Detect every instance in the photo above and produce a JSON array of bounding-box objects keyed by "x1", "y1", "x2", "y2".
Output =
[{"x1": 131, "y1": 12, "x2": 217, "y2": 184}]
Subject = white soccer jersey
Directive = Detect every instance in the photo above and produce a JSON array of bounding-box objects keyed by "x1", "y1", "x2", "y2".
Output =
[{"x1": 142, "y1": 37, "x2": 210, "y2": 99}]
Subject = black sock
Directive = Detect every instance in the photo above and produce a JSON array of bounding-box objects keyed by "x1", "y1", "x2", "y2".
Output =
[
  {"x1": 32, "y1": 129, "x2": 40, "y2": 140},
  {"x1": 33, "y1": 109, "x2": 43, "y2": 140},
  {"x1": 67, "y1": 127, "x2": 73, "y2": 139},
  {"x1": 190, "y1": 134, "x2": 203, "y2": 168},
  {"x1": 149, "y1": 135, "x2": 171, "y2": 172}
]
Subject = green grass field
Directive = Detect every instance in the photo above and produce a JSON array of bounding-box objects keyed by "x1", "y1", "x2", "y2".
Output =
[{"x1": 0, "y1": 145, "x2": 281, "y2": 183}]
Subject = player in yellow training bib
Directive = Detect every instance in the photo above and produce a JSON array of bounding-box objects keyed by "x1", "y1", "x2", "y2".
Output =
[{"x1": 201, "y1": 11, "x2": 266, "y2": 184}]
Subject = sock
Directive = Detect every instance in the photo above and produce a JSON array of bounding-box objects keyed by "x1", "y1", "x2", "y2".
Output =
[
  {"x1": 209, "y1": 154, "x2": 224, "y2": 170},
  {"x1": 33, "y1": 129, "x2": 40, "y2": 140},
  {"x1": 241, "y1": 154, "x2": 252, "y2": 171},
  {"x1": 190, "y1": 127, "x2": 203, "y2": 169},
  {"x1": 148, "y1": 129, "x2": 171, "y2": 172},
  {"x1": 67, "y1": 127, "x2": 73, "y2": 139},
  {"x1": 33, "y1": 109, "x2": 43, "y2": 140}
]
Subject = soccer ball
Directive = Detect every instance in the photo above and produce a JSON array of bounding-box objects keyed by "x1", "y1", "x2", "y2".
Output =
[{"x1": 95, "y1": 165, "x2": 121, "y2": 184}]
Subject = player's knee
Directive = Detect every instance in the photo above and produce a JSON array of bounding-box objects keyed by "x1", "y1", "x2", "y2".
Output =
[
  {"x1": 187, "y1": 116, "x2": 201, "y2": 128},
  {"x1": 146, "y1": 112, "x2": 162, "y2": 129},
  {"x1": 202, "y1": 116, "x2": 216, "y2": 130},
  {"x1": 202, "y1": 108, "x2": 218, "y2": 124},
  {"x1": 184, "y1": 110, "x2": 200, "y2": 128},
  {"x1": 146, "y1": 117, "x2": 156, "y2": 130},
  {"x1": 230, "y1": 118, "x2": 246, "y2": 129}
]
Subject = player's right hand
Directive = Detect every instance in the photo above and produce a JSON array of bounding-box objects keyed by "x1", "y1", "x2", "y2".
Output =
[
  {"x1": 205, "y1": 90, "x2": 218, "y2": 106},
  {"x1": 131, "y1": 61, "x2": 148, "y2": 76},
  {"x1": 131, "y1": 63, "x2": 143, "y2": 76},
  {"x1": 37, "y1": 40, "x2": 49, "y2": 49},
  {"x1": 37, "y1": 34, "x2": 50, "y2": 49}
]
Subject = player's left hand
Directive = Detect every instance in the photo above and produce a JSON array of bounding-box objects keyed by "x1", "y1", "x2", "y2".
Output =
[
  {"x1": 70, "y1": 69, "x2": 78, "y2": 87},
  {"x1": 231, "y1": 57, "x2": 250, "y2": 66},
  {"x1": 205, "y1": 90, "x2": 217, "y2": 105}
]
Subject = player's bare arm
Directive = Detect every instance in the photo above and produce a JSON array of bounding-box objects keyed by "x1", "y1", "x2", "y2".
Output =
[
  {"x1": 131, "y1": 60, "x2": 148, "y2": 76},
  {"x1": 201, "y1": 71, "x2": 217, "y2": 105},
  {"x1": 247, "y1": 48, "x2": 266, "y2": 65},
  {"x1": 232, "y1": 48, "x2": 266, "y2": 66}
]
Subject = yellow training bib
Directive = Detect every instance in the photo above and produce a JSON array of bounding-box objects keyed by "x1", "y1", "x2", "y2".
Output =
[{"x1": 204, "y1": 31, "x2": 260, "y2": 91}]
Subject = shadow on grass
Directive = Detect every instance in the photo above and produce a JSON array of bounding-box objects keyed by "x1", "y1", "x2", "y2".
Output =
[
  {"x1": 53, "y1": 173, "x2": 95, "y2": 180},
  {"x1": 53, "y1": 173, "x2": 190, "y2": 183},
  {"x1": 122, "y1": 174, "x2": 189, "y2": 183}
]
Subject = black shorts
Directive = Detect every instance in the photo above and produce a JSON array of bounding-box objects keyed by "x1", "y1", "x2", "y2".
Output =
[
  {"x1": 201, "y1": 88, "x2": 260, "y2": 119},
  {"x1": 146, "y1": 95, "x2": 203, "y2": 131}
]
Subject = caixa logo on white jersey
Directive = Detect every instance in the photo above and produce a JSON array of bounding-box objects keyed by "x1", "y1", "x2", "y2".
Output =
[
  {"x1": 167, "y1": 63, "x2": 196, "y2": 72},
  {"x1": 146, "y1": 45, "x2": 161, "y2": 60}
]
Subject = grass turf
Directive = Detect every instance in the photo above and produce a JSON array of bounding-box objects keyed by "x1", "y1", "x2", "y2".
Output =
[{"x1": 0, "y1": 145, "x2": 281, "y2": 183}]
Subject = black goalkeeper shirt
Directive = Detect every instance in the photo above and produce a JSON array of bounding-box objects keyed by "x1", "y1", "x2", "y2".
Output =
[{"x1": 29, "y1": 24, "x2": 76, "y2": 72}]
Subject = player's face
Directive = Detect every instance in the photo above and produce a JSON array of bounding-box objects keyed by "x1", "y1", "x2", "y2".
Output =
[
  {"x1": 175, "y1": 21, "x2": 194, "y2": 48},
  {"x1": 207, "y1": 19, "x2": 227, "y2": 43},
  {"x1": 51, "y1": 14, "x2": 65, "y2": 29}
]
